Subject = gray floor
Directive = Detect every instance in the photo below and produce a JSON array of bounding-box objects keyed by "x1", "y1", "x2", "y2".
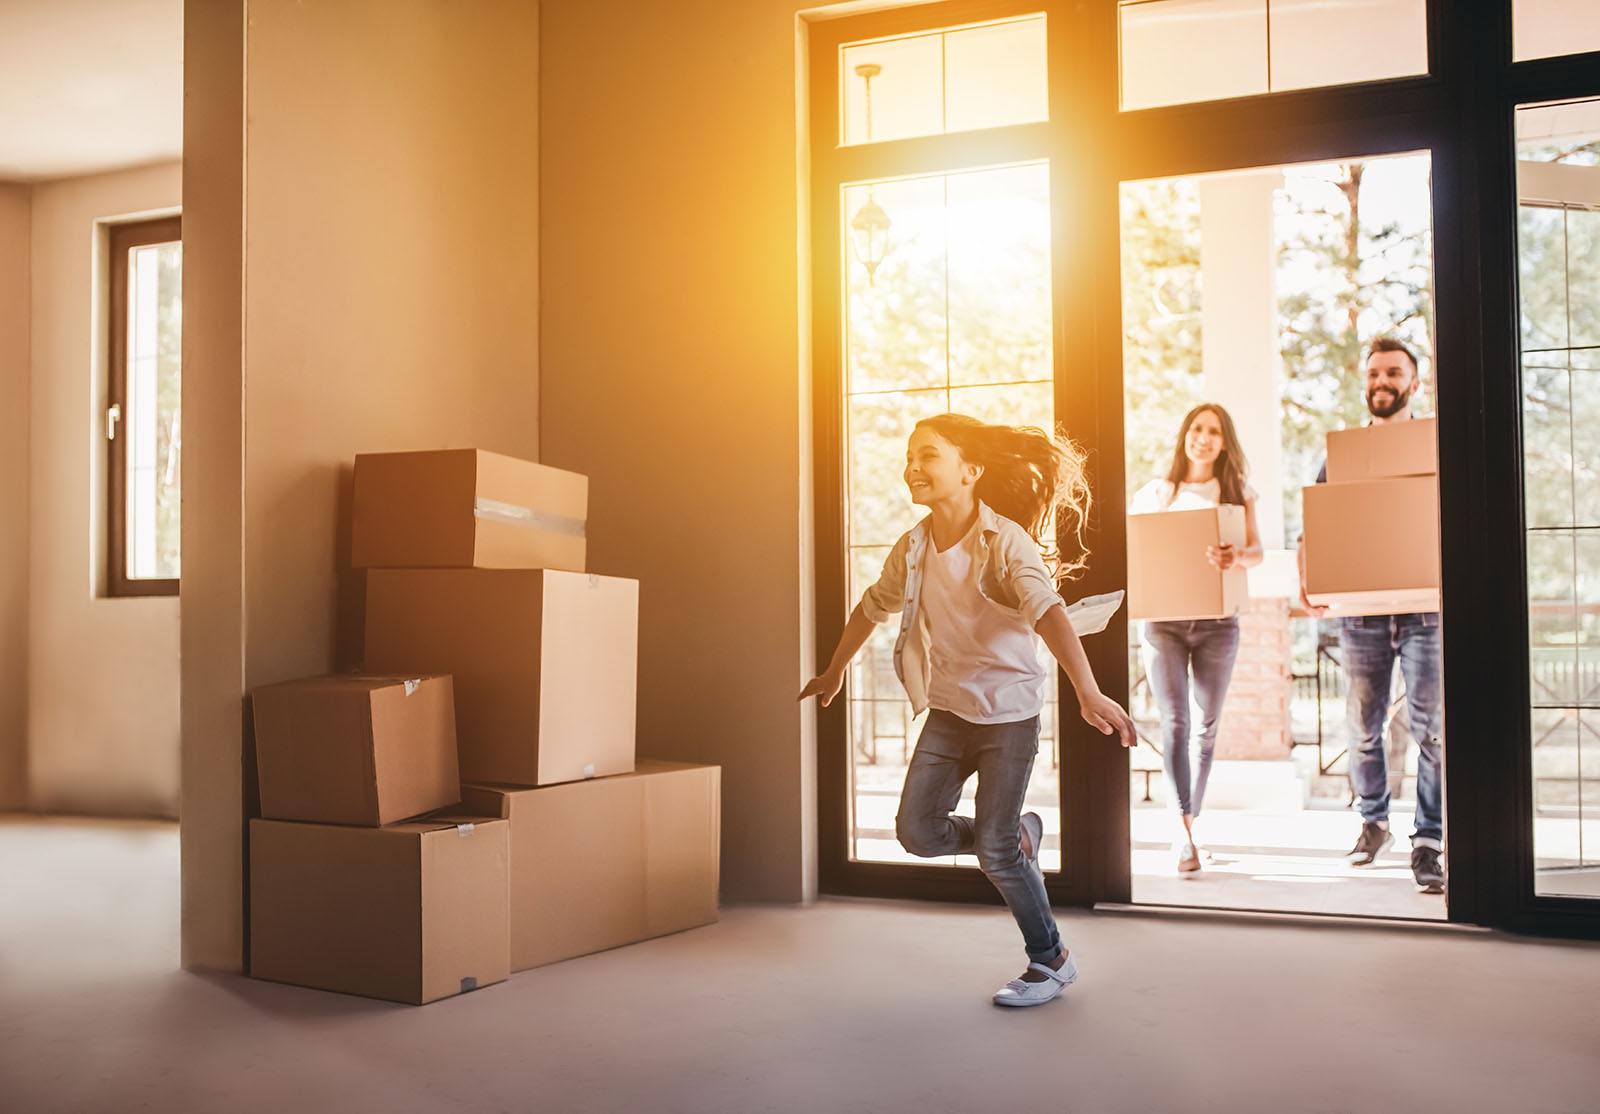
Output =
[{"x1": 3, "y1": 816, "x2": 1599, "y2": 1114}]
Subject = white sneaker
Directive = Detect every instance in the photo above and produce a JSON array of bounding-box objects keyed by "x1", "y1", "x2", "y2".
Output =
[{"x1": 992, "y1": 954, "x2": 1078, "y2": 1008}]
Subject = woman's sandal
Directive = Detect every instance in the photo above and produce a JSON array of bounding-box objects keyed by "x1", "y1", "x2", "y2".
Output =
[{"x1": 992, "y1": 954, "x2": 1079, "y2": 1008}]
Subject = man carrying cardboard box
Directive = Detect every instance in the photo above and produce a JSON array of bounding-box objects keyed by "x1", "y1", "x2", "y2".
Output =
[{"x1": 1298, "y1": 338, "x2": 1445, "y2": 894}]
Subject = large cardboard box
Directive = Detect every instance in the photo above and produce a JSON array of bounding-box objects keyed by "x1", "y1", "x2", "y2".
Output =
[
  {"x1": 1324, "y1": 418, "x2": 1437, "y2": 482},
  {"x1": 352, "y1": 448, "x2": 588, "y2": 571},
  {"x1": 460, "y1": 761, "x2": 720, "y2": 972},
  {"x1": 1127, "y1": 504, "x2": 1248, "y2": 621},
  {"x1": 1303, "y1": 474, "x2": 1440, "y2": 615},
  {"x1": 249, "y1": 816, "x2": 510, "y2": 1004},
  {"x1": 363, "y1": 568, "x2": 638, "y2": 786},
  {"x1": 251, "y1": 674, "x2": 460, "y2": 827}
]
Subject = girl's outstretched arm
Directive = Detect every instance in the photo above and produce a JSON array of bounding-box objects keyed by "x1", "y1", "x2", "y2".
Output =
[
  {"x1": 798, "y1": 603, "x2": 878, "y2": 707},
  {"x1": 1034, "y1": 604, "x2": 1136, "y2": 747}
]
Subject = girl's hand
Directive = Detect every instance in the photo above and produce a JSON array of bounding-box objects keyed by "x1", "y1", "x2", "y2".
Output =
[
  {"x1": 798, "y1": 669, "x2": 846, "y2": 707},
  {"x1": 1206, "y1": 543, "x2": 1236, "y2": 570},
  {"x1": 1080, "y1": 691, "x2": 1136, "y2": 748}
]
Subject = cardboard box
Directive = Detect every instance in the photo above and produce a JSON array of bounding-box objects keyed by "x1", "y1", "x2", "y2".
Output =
[
  {"x1": 460, "y1": 761, "x2": 720, "y2": 972},
  {"x1": 249, "y1": 816, "x2": 510, "y2": 1005},
  {"x1": 363, "y1": 569, "x2": 638, "y2": 786},
  {"x1": 1325, "y1": 418, "x2": 1437, "y2": 483},
  {"x1": 1303, "y1": 474, "x2": 1440, "y2": 616},
  {"x1": 251, "y1": 674, "x2": 460, "y2": 827},
  {"x1": 1127, "y1": 504, "x2": 1248, "y2": 621},
  {"x1": 352, "y1": 448, "x2": 588, "y2": 571}
]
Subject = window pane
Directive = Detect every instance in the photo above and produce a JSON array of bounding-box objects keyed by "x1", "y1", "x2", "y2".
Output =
[
  {"x1": 1576, "y1": 365, "x2": 1600, "y2": 528},
  {"x1": 1119, "y1": 0, "x2": 1266, "y2": 111},
  {"x1": 848, "y1": 388, "x2": 947, "y2": 549},
  {"x1": 125, "y1": 240, "x2": 182, "y2": 580},
  {"x1": 841, "y1": 16, "x2": 1047, "y2": 146},
  {"x1": 1514, "y1": 0, "x2": 1600, "y2": 62},
  {"x1": 1529, "y1": 531, "x2": 1578, "y2": 705},
  {"x1": 1522, "y1": 360, "x2": 1573, "y2": 530},
  {"x1": 1519, "y1": 206, "x2": 1568, "y2": 351},
  {"x1": 1571, "y1": 208, "x2": 1600, "y2": 349},
  {"x1": 1268, "y1": 0, "x2": 1427, "y2": 93},
  {"x1": 946, "y1": 164, "x2": 1052, "y2": 386},
  {"x1": 844, "y1": 176, "x2": 948, "y2": 395},
  {"x1": 943, "y1": 19, "x2": 1049, "y2": 134},
  {"x1": 841, "y1": 34, "x2": 943, "y2": 146},
  {"x1": 1119, "y1": 0, "x2": 1427, "y2": 110}
]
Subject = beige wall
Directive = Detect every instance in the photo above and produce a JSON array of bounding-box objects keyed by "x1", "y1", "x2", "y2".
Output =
[
  {"x1": 182, "y1": 0, "x2": 541, "y2": 971},
  {"x1": 28, "y1": 163, "x2": 182, "y2": 818},
  {"x1": 539, "y1": 1, "x2": 825, "y2": 902},
  {"x1": 0, "y1": 183, "x2": 29, "y2": 811}
]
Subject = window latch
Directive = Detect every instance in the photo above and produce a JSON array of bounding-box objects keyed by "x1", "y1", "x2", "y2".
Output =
[{"x1": 106, "y1": 403, "x2": 121, "y2": 441}]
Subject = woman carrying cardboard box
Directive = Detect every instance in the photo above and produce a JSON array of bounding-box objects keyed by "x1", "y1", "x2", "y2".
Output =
[{"x1": 1130, "y1": 404, "x2": 1264, "y2": 874}]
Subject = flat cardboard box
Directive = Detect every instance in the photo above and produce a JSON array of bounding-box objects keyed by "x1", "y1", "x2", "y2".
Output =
[
  {"x1": 363, "y1": 568, "x2": 638, "y2": 786},
  {"x1": 249, "y1": 816, "x2": 510, "y2": 1005},
  {"x1": 251, "y1": 674, "x2": 460, "y2": 827},
  {"x1": 1303, "y1": 474, "x2": 1440, "y2": 616},
  {"x1": 1127, "y1": 504, "x2": 1248, "y2": 621},
  {"x1": 460, "y1": 760, "x2": 720, "y2": 972},
  {"x1": 1324, "y1": 418, "x2": 1437, "y2": 483},
  {"x1": 352, "y1": 448, "x2": 588, "y2": 571}
]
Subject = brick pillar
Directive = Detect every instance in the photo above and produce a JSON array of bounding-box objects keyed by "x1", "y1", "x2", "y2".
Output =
[{"x1": 1216, "y1": 597, "x2": 1292, "y2": 759}]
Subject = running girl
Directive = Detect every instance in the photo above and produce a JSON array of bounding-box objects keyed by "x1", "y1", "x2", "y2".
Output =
[{"x1": 799, "y1": 413, "x2": 1134, "y2": 1008}]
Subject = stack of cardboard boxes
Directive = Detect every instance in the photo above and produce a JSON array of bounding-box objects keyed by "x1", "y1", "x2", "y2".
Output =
[
  {"x1": 1303, "y1": 418, "x2": 1441, "y2": 615},
  {"x1": 247, "y1": 449, "x2": 721, "y2": 1004}
]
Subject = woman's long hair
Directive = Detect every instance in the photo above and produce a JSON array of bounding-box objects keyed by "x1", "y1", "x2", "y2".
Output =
[
  {"x1": 1163, "y1": 402, "x2": 1250, "y2": 507},
  {"x1": 914, "y1": 413, "x2": 1092, "y2": 582}
]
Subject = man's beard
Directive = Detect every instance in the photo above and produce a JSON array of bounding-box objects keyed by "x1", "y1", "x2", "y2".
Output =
[{"x1": 1367, "y1": 382, "x2": 1414, "y2": 418}]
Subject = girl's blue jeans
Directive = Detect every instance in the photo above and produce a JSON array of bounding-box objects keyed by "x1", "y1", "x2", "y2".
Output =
[
  {"x1": 1141, "y1": 617, "x2": 1242, "y2": 818},
  {"x1": 895, "y1": 710, "x2": 1061, "y2": 964},
  {"x1": 1339, "y1": 612, "x2": 1444, "y2": 847}
]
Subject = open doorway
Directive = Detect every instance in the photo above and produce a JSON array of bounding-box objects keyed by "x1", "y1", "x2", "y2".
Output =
[{"x1": 1119, "y1": 151, "x2": 1446, "y2": 919}]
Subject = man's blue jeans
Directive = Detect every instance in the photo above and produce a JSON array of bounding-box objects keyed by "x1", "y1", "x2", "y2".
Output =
[
  {"x1": 1339, "y1": 613, "x2": 1444, "y2": 848},
  {"x1": 1141, "y1": 618, "x2": 1242, "y2": 818},
  {"x1": 896, "y1": 710, "x2": 1061, "y2": 964}
]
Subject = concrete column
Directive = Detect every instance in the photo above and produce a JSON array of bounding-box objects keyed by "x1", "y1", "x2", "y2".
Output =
[{"x1": 1199, "y1": 170, "x2": 1285, "y2": 551}]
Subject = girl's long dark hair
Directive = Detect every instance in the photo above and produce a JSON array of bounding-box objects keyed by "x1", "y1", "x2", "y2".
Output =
[
  {"x1": 1163, "y1": 403, "x2": 1249, "y2": 507},
  {"x1": 915, "y1": 413, "x2": 1092, "y2": 582}
]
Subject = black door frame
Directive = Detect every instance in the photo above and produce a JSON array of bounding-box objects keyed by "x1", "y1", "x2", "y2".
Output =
[{"x1": 808, "y1": 0, "x2": 1600, "y2": 938}]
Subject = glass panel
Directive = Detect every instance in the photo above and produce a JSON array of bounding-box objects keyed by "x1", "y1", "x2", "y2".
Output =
[
  {"x1": 1522, "y1": 360, "x2": 1573, "y2": 530},
  {"x1": 1579, "y1": 532, "x2": 1600, "y2": 708},
  {"x1": 1268, "y1": 0, "x2": 1427, "y2": 94},
  {"x1": 1514, "y1": 0, "x2": 1600, "y2": 63},
  {"x1": 1576, "y1": 365, "x2": 1600, "y2": 528},
  {"x1": 841, "y1": 161, "x2": 1059, "y2": 867},
  {"x1": 946, "y1": 164, "x2": 1052, "y2": 386},
  {"x1": 124, "y1": 240, "x2": 182, "y2": 580},
  {"x1": 1119, "y1": 0, "x2": 1266, "y2": 111},
  {"x1": 948, "y1": 381, "x2": 1054, "y2": 429},
  {"x1": 844, "y1": 176, "x2": 948, "y2": 394},
  {"x1": 943, "y1": 19, "x2": 1049, "y2": 134},
  {"x1": 848, "y1": 389, "x2": 947, "y2": 549},
  {"x1": 1528, "y1": 530, "x2": 1577, "y2": 706},
  {"x1": 841, "y1": 16, "x2": 1047, "y2": 147},
  {"x1": 1570, "y1": 208, "x2": 1600, "y2": 349},
  {"x1": 1518, "y1": 206, "x2": 1568, "y2": 352},
  {"x1": 841, "y1": 35, "x2": 943, "y2": 146}
]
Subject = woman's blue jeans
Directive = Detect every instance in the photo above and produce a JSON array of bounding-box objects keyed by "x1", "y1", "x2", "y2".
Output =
[
  {"x1": 895, "y1": 710, "x2": 1061, "y2": 964},
  {"x1": 1339, "y1": 612, "x2": 1444, "y2": 847},
  {"x1": 1141, "y1": 618, "x2": 1242, "y2": 818}
]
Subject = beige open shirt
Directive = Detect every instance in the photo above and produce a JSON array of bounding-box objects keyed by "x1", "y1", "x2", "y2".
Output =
[{"x1": 858, "y1": 501, "x2": 1065, "y2": 716}]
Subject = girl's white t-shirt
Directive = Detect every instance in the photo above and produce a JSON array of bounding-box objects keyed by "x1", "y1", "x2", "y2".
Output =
[
  {"x1": 919, "y1": 522, "x2": 1047, "y2": 724},
  {"x1": 1130, "y1": 476, "x2": 1257, "y2": 514}
]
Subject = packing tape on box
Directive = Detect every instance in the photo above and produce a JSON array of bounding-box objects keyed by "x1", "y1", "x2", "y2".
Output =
[
  {"x1": 457, "y1": 823, "x2": 475, "y2": 836},
  {"x1": 404, "y1": 678, "x2": 421, "y2": 695},
  {"x1": 473, "y1": 497, "x2": 586, "y2": 537}
]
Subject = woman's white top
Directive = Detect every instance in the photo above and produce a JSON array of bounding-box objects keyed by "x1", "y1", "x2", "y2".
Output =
[
  {"x1": 918, "y1": 520, "x2": 1048, "y2": 724},
  {"x1": 1130, "y1": 476, "x2": 1257, "y2": 514}
]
